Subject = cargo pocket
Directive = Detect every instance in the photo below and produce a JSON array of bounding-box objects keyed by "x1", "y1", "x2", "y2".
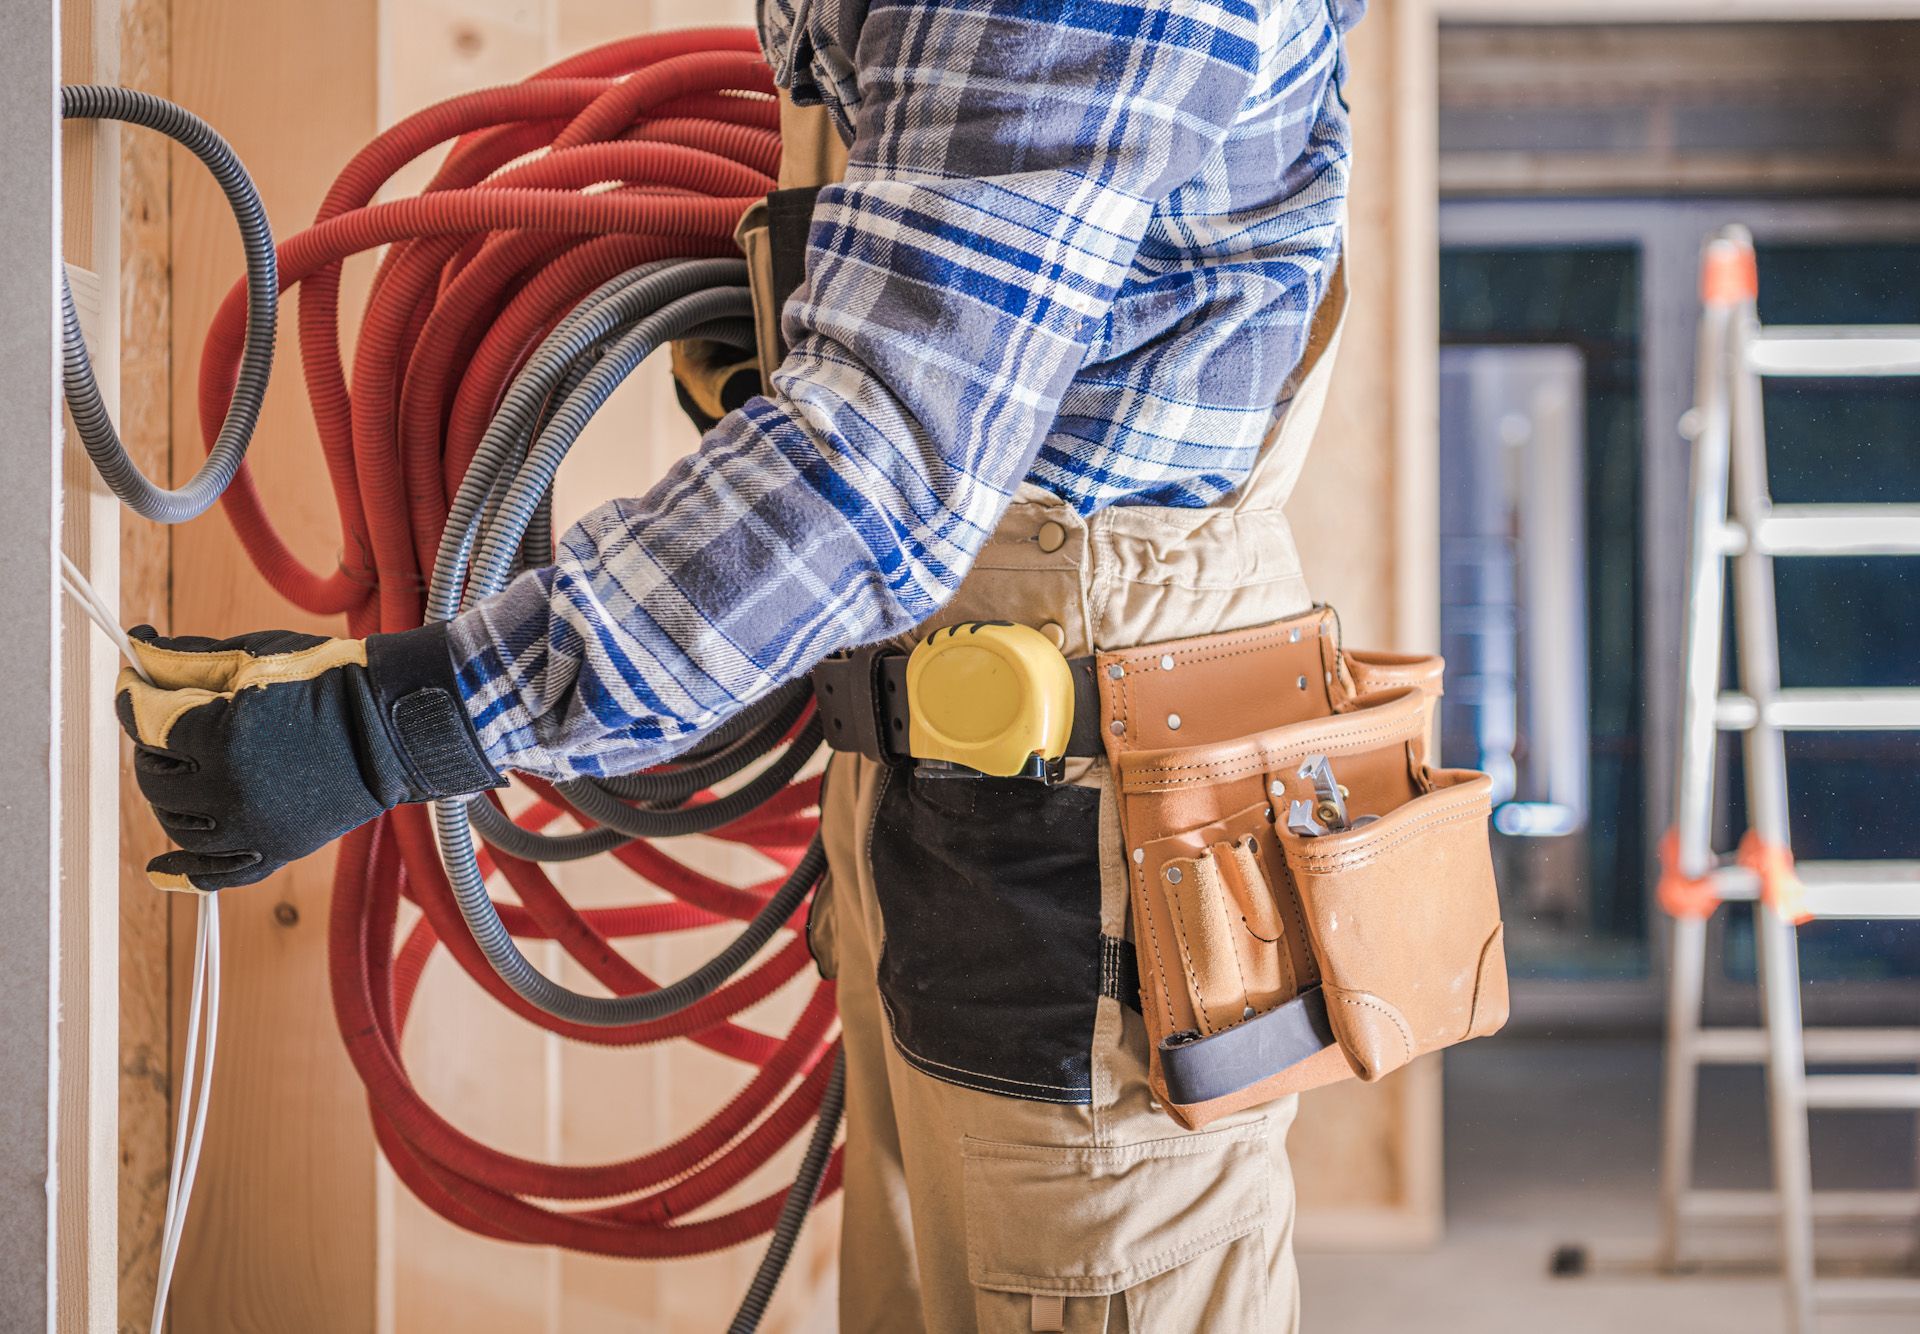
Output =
[
  {"x1": 961, "y1": 1122, "x2": 1275, "y2": 1332},
  {"x1": 868, "y1": 768, "x2": 1104, "y2": 1103}
]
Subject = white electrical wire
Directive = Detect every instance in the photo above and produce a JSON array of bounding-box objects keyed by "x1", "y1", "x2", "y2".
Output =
[
  {"x1": 59, "y1": 552, "x2": 146, "y2": 671},
  {"x1": 150, "y1": 893, "x2": 216, "y2": 1334},
  {"x1": 57, "y1": 556, "x2": 220, "y2": 1334}
]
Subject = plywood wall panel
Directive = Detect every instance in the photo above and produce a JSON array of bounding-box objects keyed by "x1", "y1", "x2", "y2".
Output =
[{"x1": 167, "y1": 2, "x2": 383, "y2": 1329}]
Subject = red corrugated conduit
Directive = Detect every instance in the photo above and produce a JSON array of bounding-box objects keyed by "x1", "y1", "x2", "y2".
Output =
[{"x1": 191, "y1": 28, "x2": 842, "y2": 1259}]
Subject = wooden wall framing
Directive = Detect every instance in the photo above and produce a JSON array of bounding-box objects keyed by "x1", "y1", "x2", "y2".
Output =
[
  {"x1": 2, "y1": 0, "x2": 147, "y2": 1330},
  {"x1": 115, "y1": 0, "x2": 175, "y2": 1328}
]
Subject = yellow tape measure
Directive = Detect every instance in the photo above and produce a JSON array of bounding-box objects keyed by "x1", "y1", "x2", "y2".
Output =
[{"x1": 905, "y1": 621, "x2": 1075, "y2": 778}]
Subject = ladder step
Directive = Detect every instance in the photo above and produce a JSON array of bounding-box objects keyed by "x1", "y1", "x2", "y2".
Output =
[
  {"x1": 1680, "y1": 1188, "x2": 1920, "y2": 1225},
  {"x1": 1691, "y1": 1026, "x2": 1920, "y2": 1064},
  {"x1": 1716, "y1": 688, "x2": 1920, "y2": 731},
  {"x1": 1814, "y1": 1278, "x2": 1920, "y2": 1312},
  {"x1": 1752, "y1": 505, "x2": 1920, "y2": 557},
  {"x1": 1747, "y1": 325, "x2": 1920, "y2": 377},
  {"x1": 1708, "y1": 860, "x2": 1920, "y2": 919},
  {"x1": 1802, "y1": 1074, "x2": 1920, "y2": 1110}
]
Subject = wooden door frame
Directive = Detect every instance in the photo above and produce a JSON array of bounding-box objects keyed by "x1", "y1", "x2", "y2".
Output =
[
  {"x1": 1403, "y1": 0, "x2": 1920, "y2": 996},
  {"x1": 1310, "y1": 0, "x2": 1920, "y2": 1255}
]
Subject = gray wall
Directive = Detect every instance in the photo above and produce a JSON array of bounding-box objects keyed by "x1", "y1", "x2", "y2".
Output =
[{"x1": 0, "y1": 3, "x2": 61, "y2": 1329}]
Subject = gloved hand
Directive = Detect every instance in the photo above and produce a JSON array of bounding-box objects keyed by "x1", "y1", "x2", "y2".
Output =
[{"x1": 115, "y1": 622, "x2": 502, "y2": 892}]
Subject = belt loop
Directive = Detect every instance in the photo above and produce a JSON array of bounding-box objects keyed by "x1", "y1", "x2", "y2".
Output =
[{"x1": 1029, "y1": 1294, "x2": 1066, "y2": 1332}]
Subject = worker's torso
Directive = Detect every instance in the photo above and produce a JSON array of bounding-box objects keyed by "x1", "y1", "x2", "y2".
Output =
[{"x1": 758, "y1": 0, "x2": 1358, "y2": 517}]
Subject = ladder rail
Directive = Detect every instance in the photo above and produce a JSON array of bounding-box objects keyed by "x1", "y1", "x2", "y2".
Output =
[
  {"x1": 1656, "y1": 249, "x2": 1744, "y2": 1274},
  {"x1": 1727, "y1": 283, "x2": 1822, "y2": 1334}
]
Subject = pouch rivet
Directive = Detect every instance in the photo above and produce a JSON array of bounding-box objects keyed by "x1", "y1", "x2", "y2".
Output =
[
  {"x1": 1296, "y1": 675, "x2": 1308, "y2": 690},
  {"x1": 1289, "y1": 627, "x2": 1301, "y2": 643},
  {"x1": 1132, "y1": 847, "x2": 1144, "y2": 864},
  {"x1": 1265, "y1": 806, "x2": 1275, "y2": 821},
  {"x1": 1110, "y1": 719, "x2": 1126, "y2": 736},
  {"x1": 1270, "y1": 780, "x2": 1284, "y2": 796},
  {"x1": 1165, "y1": 866, "x2": 1183, "y2": 884},
  {"x1": 1107, "y1": 664, "x2": 1124, "y2": 680},
  {"x1": 1166, "y1": 712, "x2": 1182, "y2": 731},
  {"x1": 1159, "y1": 654, "x2": 1175, "y2": 670}
]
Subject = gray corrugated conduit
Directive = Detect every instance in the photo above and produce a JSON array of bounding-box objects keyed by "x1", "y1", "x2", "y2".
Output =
[
  {"x1": 422, "y1": 261, "x2": 841, "y2": 1324},
  {"x1": 59, "y1": 86, "x2": 276, "y2": 523},
  {"x1": 423, "y1": 258, "x2": 830, "y2": 1024}
]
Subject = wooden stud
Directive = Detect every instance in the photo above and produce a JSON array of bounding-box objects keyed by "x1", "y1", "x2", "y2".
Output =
[
  {"x1": 166, "y1": 2, "x2": 382, "y2": 1329},
  {"x1": 116, "y1": 0, "x2": 176, "y2": 1323}
]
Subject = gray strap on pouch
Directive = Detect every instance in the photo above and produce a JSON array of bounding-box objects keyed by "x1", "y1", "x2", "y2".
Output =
[{"x1": 1157, "y1": 987, "x2": 1338, "y2": 1105}]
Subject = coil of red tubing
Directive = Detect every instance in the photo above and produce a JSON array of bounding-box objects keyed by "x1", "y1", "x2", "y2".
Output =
[{"x1": 191, "y1": 28, "x2": 843, "y2": 1257}]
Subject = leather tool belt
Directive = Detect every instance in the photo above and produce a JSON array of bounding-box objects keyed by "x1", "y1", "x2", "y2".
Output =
[{"x1": 815, "y1": 604, "x2": 1510, "y2": 1129}]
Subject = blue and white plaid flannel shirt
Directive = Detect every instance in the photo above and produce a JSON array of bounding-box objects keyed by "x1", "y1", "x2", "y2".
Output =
[{"x1": 449, "y1": 0, "x2": 1360, "y2": 779}]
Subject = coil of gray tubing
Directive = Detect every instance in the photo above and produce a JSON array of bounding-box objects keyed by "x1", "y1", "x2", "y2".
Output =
[
  {"x1": 60, "y1": 86, "x2": 277, "y2": 524},
  {"x1": 423, "y1": 259, "x2": 839, "y2": 1321},
  {"x1": 467, "y1": 681, "x2": 815, "y2": 861},
  {"x1": 424, "y1": 257, "x2": 829, "y2": 1027}
]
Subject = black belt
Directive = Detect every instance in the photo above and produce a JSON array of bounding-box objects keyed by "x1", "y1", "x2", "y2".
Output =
[{"x1": 811, "y1": 647, "x2": 1107, "y2": 765}]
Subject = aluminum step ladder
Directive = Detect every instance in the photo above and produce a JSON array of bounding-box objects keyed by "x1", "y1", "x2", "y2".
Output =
[{"x1": 1656, "y1": 224, "x2": 1920, "y2": 1333}]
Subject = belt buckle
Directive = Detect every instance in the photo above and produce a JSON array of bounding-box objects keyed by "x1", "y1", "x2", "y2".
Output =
[{"x1": 905, "y1": 621, "x2": 1074, "y2": 783}]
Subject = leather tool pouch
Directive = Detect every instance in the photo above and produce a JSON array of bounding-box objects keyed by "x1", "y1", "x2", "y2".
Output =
[{"x1": 1101, "y1": 608, "x2": 1508, "y2": 1130}]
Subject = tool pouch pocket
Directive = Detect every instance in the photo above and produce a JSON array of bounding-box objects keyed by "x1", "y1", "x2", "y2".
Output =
[
  {"x1": 1101, "y1": 610, "x2": 1507, "y2": 1130},
  {"x1": 1143, "y1": 806, "x2": 1299, "y2": 1038},
  {"x1": 1275, "y1": 768, "x2": 1507, "y2": 1083}
]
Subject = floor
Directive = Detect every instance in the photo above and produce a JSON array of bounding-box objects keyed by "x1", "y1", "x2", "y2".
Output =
[{"x1": 1298, "y1": 1037, "x2": 1919, "y2": 1333}]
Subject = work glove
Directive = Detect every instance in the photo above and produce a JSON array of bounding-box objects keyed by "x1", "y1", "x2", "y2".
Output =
[{"x1": 115, "y1": 622, "x2": 503, "y2": 892}]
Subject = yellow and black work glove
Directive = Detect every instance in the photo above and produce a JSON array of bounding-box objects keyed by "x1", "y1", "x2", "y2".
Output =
[{"x1": 115, "y1": 622, "x2": 502, "y2": 892}]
